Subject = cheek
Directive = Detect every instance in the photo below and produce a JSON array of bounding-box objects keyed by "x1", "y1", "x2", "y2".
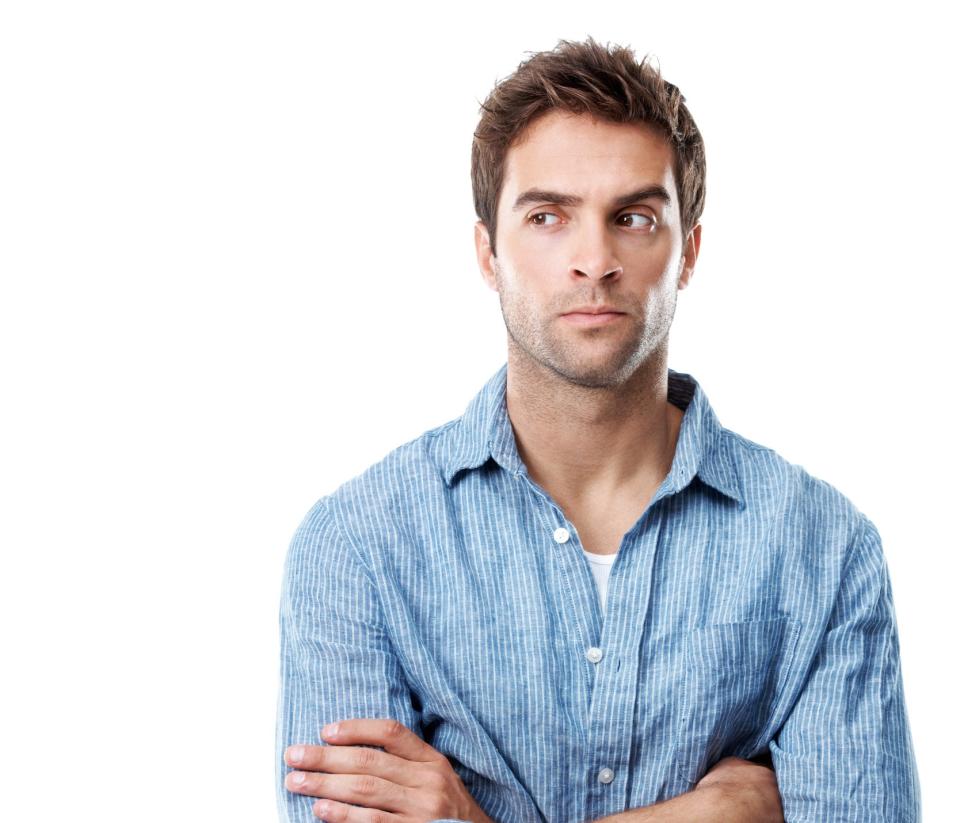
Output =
[
  {"x1": 632, "y1": 243, "x2": 684, "y2": 289},
  {"x1": 640, "y1": 279, "x2": 681, "y2": 324},
  {"x1": 512, "y1": 244, "x2": 558, "y2": 277},
  {"x1": 627, "y1": 235, "x2": 681, "y2": 273},
  {"x1": 497, "y1": 257, "x2": 551, "y2": 302}
]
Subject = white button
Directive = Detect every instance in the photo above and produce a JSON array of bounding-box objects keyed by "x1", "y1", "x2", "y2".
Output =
[
  {"x1": 553, "y1": 527, "x2": 570, "y2": 544},
  {"x1": 585, "y1": 647, "x2": 603, "y2": 663},
  {"x1": 598, "y1": 767, "x2": 615, "y2": 784}
]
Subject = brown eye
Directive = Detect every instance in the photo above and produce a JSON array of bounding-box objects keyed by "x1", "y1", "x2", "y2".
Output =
[
  {"x1": 529, "y1": 212, "x2": 560, "y2": 226},
  {"x1": 618, "y1": 213, "x2": 653, "y2": 228}
]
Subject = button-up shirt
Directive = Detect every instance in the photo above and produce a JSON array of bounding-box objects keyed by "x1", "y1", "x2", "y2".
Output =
[{"x1": 277, "y1": 364, "x2": 920, "y2": 822}]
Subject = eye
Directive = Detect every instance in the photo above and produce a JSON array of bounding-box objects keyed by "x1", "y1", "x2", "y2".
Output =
[
  {"x1": 617, "y1": 212, "x2": 654, "y2": 229},
  {"x1": 528, "y1": 212, "x2": 561, "y2": 227}
]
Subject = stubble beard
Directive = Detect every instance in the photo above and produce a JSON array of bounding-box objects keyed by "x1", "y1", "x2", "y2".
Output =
[{"x1": 494, "y1": 263, "x2": 678, "y2": 390}]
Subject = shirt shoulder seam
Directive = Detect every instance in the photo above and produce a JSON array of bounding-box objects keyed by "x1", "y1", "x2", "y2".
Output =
[
  {"x1": 317, "y1": 495, "x2": 380, "y2": 590},
  {"x1": 717, "y1": 426, "x2": 776, "y2": 454}
]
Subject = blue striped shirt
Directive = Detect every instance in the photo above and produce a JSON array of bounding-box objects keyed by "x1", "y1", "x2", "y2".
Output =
[{"x1": 277, "y1": 364, "x2": 920, "y2": 822}]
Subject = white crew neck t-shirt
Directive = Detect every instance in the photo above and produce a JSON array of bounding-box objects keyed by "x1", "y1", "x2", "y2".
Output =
[{"x1": 581, "y1": 547, "x2": 617, "y2": 616}]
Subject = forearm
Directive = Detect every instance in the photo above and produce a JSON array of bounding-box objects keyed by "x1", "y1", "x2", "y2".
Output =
[
  {"x1": 591, "y1": 785, "x2": 775, "y2": 823},
  {"x1": 591, "y1": 758, "x2": 782, "y2": 823}
]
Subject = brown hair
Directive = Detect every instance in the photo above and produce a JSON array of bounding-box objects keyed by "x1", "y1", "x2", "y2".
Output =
[{"x1": 471, "y1": 36, "x2": 706, "y2": 257}]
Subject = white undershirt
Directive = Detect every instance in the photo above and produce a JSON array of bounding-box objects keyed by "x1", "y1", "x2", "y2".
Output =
[{"x1": 581, "y1": 548, "x2": 618, "y2": 616}]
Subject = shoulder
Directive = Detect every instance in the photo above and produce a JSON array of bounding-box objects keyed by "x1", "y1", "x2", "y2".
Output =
[
  {"x1": 293, "y1": 414, "x2": 467, "y2": 552},
  {"x1": 715, "y1": 424, "x2": 876, "y2": 560},
  {"x1": 334, "y1": 415, "x2": 463, "y2": 509}
]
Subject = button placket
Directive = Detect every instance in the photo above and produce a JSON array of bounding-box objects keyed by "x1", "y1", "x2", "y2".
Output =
[{"x1": 518, "y1": 475, "x2": 603, "y2": 772}]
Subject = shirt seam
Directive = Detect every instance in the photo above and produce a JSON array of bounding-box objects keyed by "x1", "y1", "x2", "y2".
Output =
[
  {"x1": 320, "y1": 495, "x2": 382, "y2": 593},
  {"x1": 838, "y1": 513, "x2": 870, "y2": 586},
  {"x1": 718, "y1": 427, "x2": 776, "y2": 454},
  {"x1": 423, "y1": 418, "x2": 461, "y2": 440}
]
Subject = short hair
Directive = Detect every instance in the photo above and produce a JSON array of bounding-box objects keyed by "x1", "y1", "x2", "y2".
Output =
[{"x1": 471, "y1": 36, "x2": 706, "y2": 258}]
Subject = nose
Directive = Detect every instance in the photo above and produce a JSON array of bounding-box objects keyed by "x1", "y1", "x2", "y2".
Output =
[{"x1": 568, "y1": 219, "x2": 623, "y2": 282}]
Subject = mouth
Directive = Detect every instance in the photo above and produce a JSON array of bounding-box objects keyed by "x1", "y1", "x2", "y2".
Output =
[{"x1": 560, "y1": 311, "x2": 626, "y2": 327}]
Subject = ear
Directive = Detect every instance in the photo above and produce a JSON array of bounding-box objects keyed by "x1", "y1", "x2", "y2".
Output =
[
  {"x1": 677, "y1": 223, "x2": 701, "y2": 291},
  {"x1": 474, "y1": 221, "x2": 499, "y2": 292}
]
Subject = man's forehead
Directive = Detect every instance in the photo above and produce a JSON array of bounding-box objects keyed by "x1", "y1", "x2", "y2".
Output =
[{"x1": 500, "y1": 113, "x2": 678, "y2": 205}]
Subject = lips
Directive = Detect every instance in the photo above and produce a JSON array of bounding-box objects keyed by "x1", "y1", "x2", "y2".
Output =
[
  {"x1": 562, "y1": 305, "x2": 625, "y2": 315},
  {"x1": 560, "y1": 310, "x2": 626, "y2": 326}
]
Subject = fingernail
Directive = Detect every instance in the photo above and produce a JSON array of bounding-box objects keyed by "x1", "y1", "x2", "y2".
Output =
[
  {"x1": 287, "y1": 745, "x2": 305, "y2": 764},
  {"x1": 287, "y1": 771, "x2": 306, "y2": 787},
  {"x1": 322, "y1": 722, "x2": 339, "y2": 739}
]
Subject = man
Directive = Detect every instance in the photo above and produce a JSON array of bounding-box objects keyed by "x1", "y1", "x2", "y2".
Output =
[{"x1": 277, "y1": 37, "x2": 920, "y2": 822}]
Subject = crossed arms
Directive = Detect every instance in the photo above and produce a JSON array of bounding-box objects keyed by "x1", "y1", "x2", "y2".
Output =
[{"x1": 281, "y1": 720, "x2": 782, "y2": 821}]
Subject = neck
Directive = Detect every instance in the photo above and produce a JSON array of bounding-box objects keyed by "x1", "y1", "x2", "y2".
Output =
[{"x1": 504, "y1": 342, "x2": 683, "y2": 502}]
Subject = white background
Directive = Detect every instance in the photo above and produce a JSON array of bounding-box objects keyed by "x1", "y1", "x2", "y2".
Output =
[{"x1": 1, "y1": 1, "x2": 956, "y2": 820}]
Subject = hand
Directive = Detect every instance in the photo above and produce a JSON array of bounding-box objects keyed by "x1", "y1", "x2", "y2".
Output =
[
  {"x1": 694, "y1": 756, "x2": 783, "y2": 822},
  {"x1": 284, "y1": 718, "x2": 495, "y2": 823}
]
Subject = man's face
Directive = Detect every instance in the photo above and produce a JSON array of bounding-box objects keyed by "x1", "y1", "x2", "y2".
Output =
[{"x1": 475, "y1": 110, "x2": 700, "y2": 389}]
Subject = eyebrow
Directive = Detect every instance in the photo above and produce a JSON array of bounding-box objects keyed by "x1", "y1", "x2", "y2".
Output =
[{"x1": 511, "y1": 185, "x2": 672, "y2": 212}]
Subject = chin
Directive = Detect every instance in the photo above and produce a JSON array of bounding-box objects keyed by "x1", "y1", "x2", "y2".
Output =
[{"x1": 547, "y1": 357, "x2": 637, "y2": 389}]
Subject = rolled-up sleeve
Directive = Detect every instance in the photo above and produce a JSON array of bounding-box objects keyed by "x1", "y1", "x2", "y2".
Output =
[
  {"x1": 770, "y1": 516, "x2": 921, "y2": 821},
  {"x1": 276, "y1": 497, "x2": 423, "y2": 822}
]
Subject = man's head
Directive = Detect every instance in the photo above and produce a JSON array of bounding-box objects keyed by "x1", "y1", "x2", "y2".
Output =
[
  {"x1": 471, "y1": 37, "x2": 705, "y2": 260},
  {"x1": 472, "y1": 38, "x2": 706, "y2": 389}
]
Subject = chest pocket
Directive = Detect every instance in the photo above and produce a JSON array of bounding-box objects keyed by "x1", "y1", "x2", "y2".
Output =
[{"x1": 675, "y1": 616, "x2": 800, "y2": 785}]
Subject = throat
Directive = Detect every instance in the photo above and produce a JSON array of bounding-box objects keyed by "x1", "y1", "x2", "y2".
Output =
[{"x1": 561, "y1": 485, "x2": 660, "y2": 556}]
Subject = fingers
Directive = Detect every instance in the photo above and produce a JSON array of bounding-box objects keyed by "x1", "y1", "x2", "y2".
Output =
[
  {"x1": 319, "y1": 718, "x2": 441, "y2": 763},
  {"x1": 285, "y1": 768, "x2": 411, "y2": 813},
  {"x1": 286, "y1": 743, "x2": 391, "y2": 777},
  {"x1": 285, "y1": 739, "x2": 426, "y2": 790},
  {"x1": 283, "y1": 718, "x2": 444, "y2": 813}
]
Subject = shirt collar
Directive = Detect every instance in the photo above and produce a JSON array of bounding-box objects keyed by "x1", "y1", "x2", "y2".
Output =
[{"x1": 440, "y1": 363, "x2": 743, "y2": 507}]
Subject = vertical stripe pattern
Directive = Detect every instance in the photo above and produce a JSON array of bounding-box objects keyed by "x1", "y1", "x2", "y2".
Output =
[{"x1": 277, "y1": 363, "x2": 920, "y2": 822}]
